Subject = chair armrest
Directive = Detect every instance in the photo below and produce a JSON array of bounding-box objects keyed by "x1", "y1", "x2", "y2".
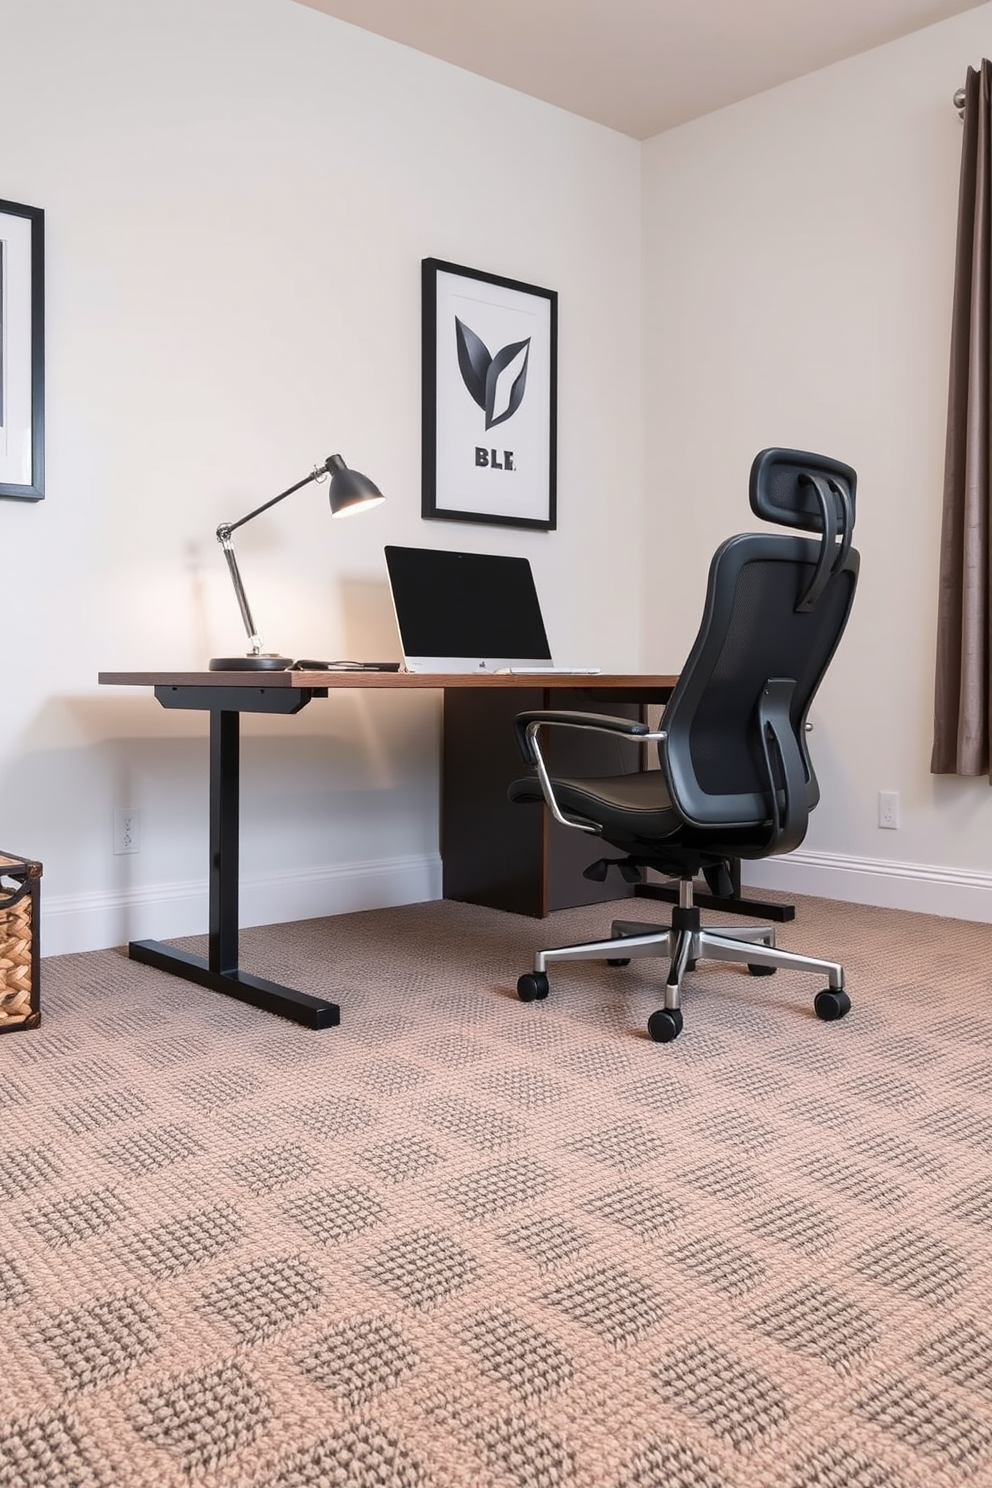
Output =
[
  {"x1": 513, "y1": 709, "x2": 660, "y2": 766},
  {"x1": 512, "y1": 710, "x2": 667, "y2": 836}
]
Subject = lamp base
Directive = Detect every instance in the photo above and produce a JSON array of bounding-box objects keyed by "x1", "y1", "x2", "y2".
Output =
[{"x1": 209, "y1": 655, "x2": 292, "y2": 672}]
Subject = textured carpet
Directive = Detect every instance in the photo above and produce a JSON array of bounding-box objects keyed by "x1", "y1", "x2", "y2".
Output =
[{"x1": 1, "y1": 893, "x2": 991, "y2": 1488}]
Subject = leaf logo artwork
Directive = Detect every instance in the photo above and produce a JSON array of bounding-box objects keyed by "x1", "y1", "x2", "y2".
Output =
[{"x1": 455, "y1": 316, "x2": 528, "y2": 472}]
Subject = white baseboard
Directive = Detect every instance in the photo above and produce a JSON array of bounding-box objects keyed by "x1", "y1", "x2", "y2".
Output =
[
  {"x1": 41, "y1": 854, "x2": 444, "y2": 957},
  {"x1": 743, "y1": 849, "x2": 992, "y2": 923},
  {"x1": 40, "y1": 847, "x2": 992, "y2": 958}
]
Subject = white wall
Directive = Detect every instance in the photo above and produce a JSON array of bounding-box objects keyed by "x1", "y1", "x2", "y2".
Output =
[
  {"x1": 0, "y1": 0, "x2": 644, "y2": 952},
  {"x1": 642, "y1": 3, "x2": 992, "y2": 919}
]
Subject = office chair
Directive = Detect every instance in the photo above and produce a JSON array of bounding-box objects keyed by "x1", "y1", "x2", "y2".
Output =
[{"x1": 508, "y1": 448, "x2": 859, "y2": 1043}]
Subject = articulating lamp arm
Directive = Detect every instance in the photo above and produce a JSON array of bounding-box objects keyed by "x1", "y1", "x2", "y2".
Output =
[
  {"x1": 214, "y1": 459, "x2": 337, "y2": 660},
  {"x1": 215, "y1": 523, "x2": 264, "y2": 656}
]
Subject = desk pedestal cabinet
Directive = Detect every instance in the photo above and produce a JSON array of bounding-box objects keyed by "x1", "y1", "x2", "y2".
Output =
[{"x1": 442, "y1": 685, "x2": 665, "y2": 916}]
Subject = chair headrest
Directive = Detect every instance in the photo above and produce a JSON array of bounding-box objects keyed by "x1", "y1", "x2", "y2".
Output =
[
  {"x1": 749, "y1": 448, "x2": 857, "y2": 614},
  {"x1": 749, "y1": 448, "x2": 856, "y2": 538}
]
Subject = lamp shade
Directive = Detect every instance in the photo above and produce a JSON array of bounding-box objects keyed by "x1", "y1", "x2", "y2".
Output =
[{"x1": 326, "y1": 453, "x2": 385, "y2": 517}]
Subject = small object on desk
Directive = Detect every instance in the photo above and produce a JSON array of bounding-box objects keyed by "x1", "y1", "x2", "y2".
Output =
[
  {"x1": 494, "y1": 667, "x2": 602, "y2": 676},
  {"x1": 292, "y1": 660, "x2": 402, "y2": 672}
]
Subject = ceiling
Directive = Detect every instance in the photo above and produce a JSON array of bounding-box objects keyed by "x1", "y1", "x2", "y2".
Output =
[{"x1": 292, "y1": 0, "x2": 982, "y2": 138}]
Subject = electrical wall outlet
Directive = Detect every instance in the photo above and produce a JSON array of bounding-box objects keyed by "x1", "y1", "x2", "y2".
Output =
[
  {"x1": 113, "y1": 808, "x2": 140, "y2": 855},
  {"x1": 878, "y1": 790, "x2": 900, "y2": 829}
]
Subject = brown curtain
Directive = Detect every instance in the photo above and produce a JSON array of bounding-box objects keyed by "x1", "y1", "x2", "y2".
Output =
[{"x1": 932, "y1": 59, "x2": 992, "y2": 780}]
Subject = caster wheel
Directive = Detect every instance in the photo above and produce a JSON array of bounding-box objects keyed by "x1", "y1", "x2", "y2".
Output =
[
  {"x1": 814, "y1": 988, "x2": 851, "y2": 1022},
  {"x1": 607, "y1": 933, "x2": 632, "y2": 967},
  {"x1": 517, "y1": 972, "x2": 550, "y2": 1003},
  {"x1": 747, "y1": 963, "x2": 777, "y2": 977},
  {"x1": 647, "y1": 1007, "x2": 683, "y2": 1043}
]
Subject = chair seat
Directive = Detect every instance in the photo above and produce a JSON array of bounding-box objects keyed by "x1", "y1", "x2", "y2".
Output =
[{"x1": 508, "y1": 770, "x2": 682, "y2": 838}]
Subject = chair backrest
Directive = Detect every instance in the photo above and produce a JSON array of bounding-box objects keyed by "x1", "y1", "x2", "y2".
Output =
[{"x1": 659, "y1": 449, "x2": 858, "y2": 850}]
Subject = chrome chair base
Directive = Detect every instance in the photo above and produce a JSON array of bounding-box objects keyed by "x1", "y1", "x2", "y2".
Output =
[
  {"x1": 517, "y1": 879, "x2": 849, "y2": 1042},
  {"x1": 535, "y1": 916, "x2": 844, "y2": 1011}
]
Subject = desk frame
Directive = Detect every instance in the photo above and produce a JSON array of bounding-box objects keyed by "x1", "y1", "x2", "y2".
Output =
[{"x1": 100, "y1": 671, "x2": 675, "y2": 1028}]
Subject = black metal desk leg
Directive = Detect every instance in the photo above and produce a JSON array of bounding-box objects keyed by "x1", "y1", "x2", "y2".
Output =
[
  {"x1": 209, "y1": 708, "x2": 240, "y2": 976},
  {"x1": 128, "y1": 691, "x2": 340, "y2": 1030}
]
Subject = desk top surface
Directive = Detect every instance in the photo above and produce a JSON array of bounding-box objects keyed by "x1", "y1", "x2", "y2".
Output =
[{"x1": 98, "y1": 669, "x2": 677, "y2": 691}]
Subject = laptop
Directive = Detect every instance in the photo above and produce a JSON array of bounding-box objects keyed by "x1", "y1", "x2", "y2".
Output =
[{"x1": 383, "y1": 545, "x2": 600, "y2": 675}]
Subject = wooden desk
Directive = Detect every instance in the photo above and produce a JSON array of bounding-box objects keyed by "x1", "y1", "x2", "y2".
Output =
[{"x1": 98, "y1": 669, "x2": 675, "y2": 1027}]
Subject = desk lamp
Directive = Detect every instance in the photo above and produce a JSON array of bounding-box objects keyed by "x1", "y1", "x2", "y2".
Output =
[{"x1": 209, "y1": 453, "x2": 384, "y2": 671}]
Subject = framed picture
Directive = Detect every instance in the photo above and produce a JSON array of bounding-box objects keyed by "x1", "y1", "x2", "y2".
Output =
[
  {"x1": 422, "y1": 258, "x2": 556, "y2": 530},
  {"x1": 0, "y1": 199, "x2": 45, "y2": 501}
]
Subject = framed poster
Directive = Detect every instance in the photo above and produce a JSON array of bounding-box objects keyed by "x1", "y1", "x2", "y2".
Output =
[
  {"x1": 0, "y1": 199, "x2": 44, "y2": 501},
  {"x1": 422, "y1": 258, "x2": 556, "y2": 530}
]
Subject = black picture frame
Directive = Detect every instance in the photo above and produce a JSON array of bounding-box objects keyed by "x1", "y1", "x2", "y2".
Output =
[
  {"x1": 0, "y1": 199, "x2": 45, "y2": 502},
  {"x1": 422, "y1": 258, "x2": 557, "y2": 531}
]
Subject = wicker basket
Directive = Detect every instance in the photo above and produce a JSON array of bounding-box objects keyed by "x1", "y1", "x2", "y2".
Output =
[{"x1": 0, "y1": 852, "x2": 42, "y2": 1032}]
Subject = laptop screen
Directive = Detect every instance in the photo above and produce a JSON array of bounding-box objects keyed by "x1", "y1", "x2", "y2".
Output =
[{"x1": 384, "y1": 545, "x2": 553, "y2": 672}]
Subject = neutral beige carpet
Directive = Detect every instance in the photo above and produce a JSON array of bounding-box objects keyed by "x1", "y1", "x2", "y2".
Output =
[{"x1": 1, "y1": 893, "x2": 991, "y2": 1488}]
